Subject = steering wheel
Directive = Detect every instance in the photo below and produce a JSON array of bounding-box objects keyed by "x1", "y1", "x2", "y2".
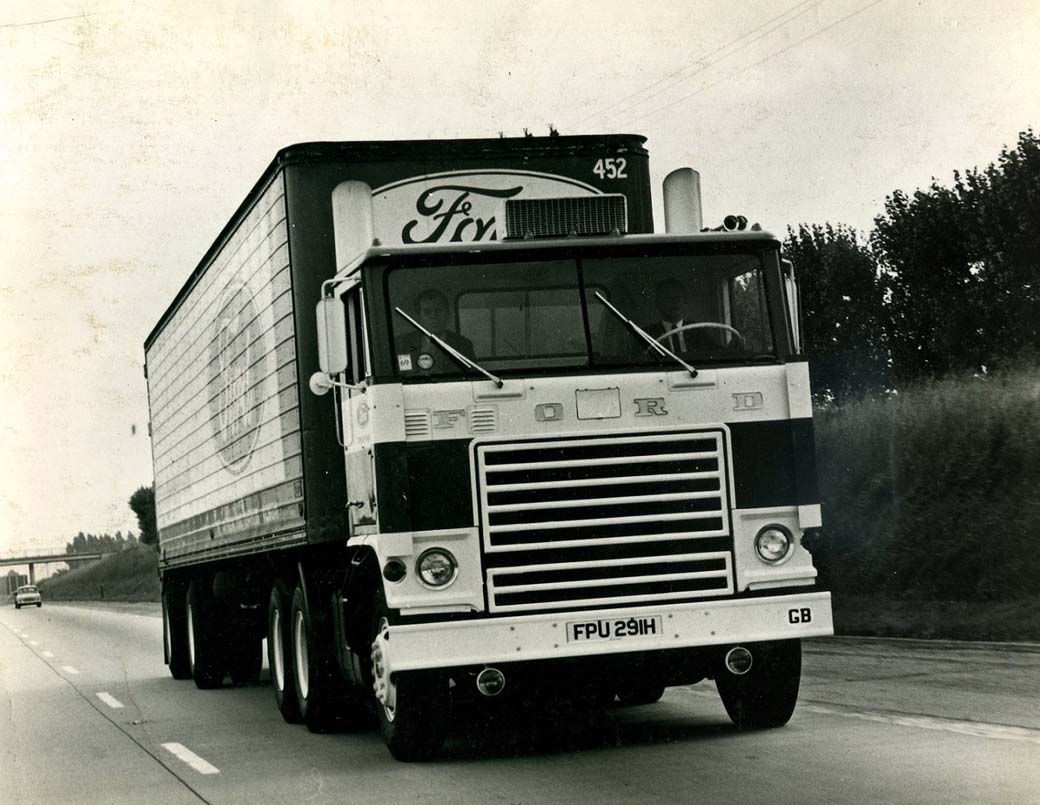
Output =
[{"x1": 655, "y1": 322, "x2": 745, "y2": 348}]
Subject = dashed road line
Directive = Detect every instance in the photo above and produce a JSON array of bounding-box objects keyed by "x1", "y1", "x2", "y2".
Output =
[
  {"x1": 42, "y1": 650, "x2": 55, "y2": 658},
  {"x1": 30, "y1": 640, "x2": 39, "y2": 646},
  {"x1": 162, "y1": 742, "x2": 220, "y2": 775},
  {"x1": 96, "y1": 692, "x2": 125, "y2": 709},
  {"x1": 61, "y1": 665, "x2": 80, "y2": 675}
]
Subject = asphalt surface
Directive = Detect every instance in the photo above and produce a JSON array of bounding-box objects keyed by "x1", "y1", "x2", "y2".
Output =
[{"x1": 1, "y1": 602, "x2": 1038, "y2": 804}]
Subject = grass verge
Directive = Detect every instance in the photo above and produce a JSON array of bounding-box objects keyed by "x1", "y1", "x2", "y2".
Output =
[{"x1": 37, "y1": 545, "x2": 160, "y2": 602}]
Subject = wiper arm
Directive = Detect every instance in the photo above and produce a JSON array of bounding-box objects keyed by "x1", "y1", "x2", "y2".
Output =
[
  {"x1": 594, "y1": 292, "x2": 698, "y2": 378},
  {"x1": 394, "y1": 307, "x2": 503, "y2": 388}
]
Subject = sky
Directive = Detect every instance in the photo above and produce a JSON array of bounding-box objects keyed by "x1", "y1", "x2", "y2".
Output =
[{"x1": 1, "y1": 0, "x2": 1038, "y2": 556}]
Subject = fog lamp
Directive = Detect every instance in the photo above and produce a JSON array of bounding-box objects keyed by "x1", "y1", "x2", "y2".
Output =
[
  {"x1": 754, "y1": 525, "x2": 793, "y2": 564},
  {"x1": 382, "y1": 558, "x2": 406, "y2": 583},
  {"x1": 416, "y1": 548, "x2": 458, "y2": 588}
]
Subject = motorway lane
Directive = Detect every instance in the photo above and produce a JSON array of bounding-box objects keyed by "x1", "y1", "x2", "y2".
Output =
[{"x1": 1, "y1": 603, "x2": 1038, "y2": 804}]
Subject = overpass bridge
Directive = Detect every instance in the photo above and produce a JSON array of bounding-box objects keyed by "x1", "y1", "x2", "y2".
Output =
[{"x1": 0, "y1": 547, "x2": 106, "y2": 585}]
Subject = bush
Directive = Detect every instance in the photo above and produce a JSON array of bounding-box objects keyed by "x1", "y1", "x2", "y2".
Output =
[{"x1": 806, "y1": 365, "x2": 1040, "y2": 601}]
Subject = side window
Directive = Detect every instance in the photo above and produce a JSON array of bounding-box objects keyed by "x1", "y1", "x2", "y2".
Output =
[
  {"x1": 344, "y1": 288, "x2": 367, "y2": 384},
  {"x1": 727, "y1": 269, "x2": 772, "y2": 352}
]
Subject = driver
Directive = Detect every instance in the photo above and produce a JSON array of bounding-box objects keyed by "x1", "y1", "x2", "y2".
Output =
[{"x1": 643, "y1": 278, "x2": 721, "y2": 353}]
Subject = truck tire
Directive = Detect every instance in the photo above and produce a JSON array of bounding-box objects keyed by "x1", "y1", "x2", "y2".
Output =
[
  {"x1": 716, "y1": 639, "x2": 801, "y2": 730},
  {"x1": 616, "y1": 684, "x2": 665, "y2": 706},
  {"x1": 267, "y1": 579, "x2": 301, "y2": 723},
  {"x1": 186, "y1": 579, "x2": 226, "y2": 689},
  {"x1": 370, "y1": 590, "x2": 449, "y2": 761},
  {"x1": 163, "y1": 584, "x2": 192, "y2": 680},
  {"x1": 290, "y1": 585, "x2": 361, "y2": 733}
]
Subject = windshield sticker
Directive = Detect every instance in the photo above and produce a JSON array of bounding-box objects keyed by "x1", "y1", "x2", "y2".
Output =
[
  {"x1": 397, "y1": 354, "x2": 413, "y2": 371},
  {"x1": 417, "y1": 353, "x2": 435, "y2": 370}
]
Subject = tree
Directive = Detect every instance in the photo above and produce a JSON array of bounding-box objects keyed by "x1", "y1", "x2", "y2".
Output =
[
  {"x1": 872, "y1": 129, "x2": 1040, "y2": 383},
  {"x1": 129, "y1": 485, "x2": 158, "y2": 547},
  {"x1": 783, "y1": 223, "x2": 887, "y2": 401}
]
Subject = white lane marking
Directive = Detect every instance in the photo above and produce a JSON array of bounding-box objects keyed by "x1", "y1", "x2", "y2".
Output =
[
  {"x1": 162, "y1": 743, "x2": 220, "y2": 775},
  {"x1": 30, "y1": 640, "x2": 39, "y2": 646},
  {"x1": 42, "y1": 651, "x2": 55, "y2": 658},
  {"x1": 96, "y1": 692, "x2": 125, "y2": 709},
  {"x1": 62, "y1": 665, "x2": 80, "y2": 675}
]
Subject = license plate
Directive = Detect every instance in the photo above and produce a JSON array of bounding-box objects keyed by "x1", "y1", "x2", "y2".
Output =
[{"x1": 566, "y1": 615, "x2": 664, "y2": 642}]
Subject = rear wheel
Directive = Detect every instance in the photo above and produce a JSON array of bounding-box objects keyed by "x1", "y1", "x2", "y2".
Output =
[
  {"x1": 186, "y1": 579, "x2": 225, "y2": 689},
  {"x1": 267, "y1": 579, "x2": 301, "y2": 723},
  {"x1": 370, "y1": 590, "x2": 449, "y2": 761},
  {"x1": 716, "y1": 640, "x2": 801, "y2": 730},
  {"x1": 163, "y1": 583, "x2": 192, "y2": 680},
  {"x1": 290, "y1": 585, "x2": 360, "y2": 733}
]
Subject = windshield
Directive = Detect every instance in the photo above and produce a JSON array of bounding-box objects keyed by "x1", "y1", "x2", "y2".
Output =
[{"x1": 384, "y1": 247, "x2": 778, "y2": 379}]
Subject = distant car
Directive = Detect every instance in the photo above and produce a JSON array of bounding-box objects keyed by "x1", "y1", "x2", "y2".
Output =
[{"x1": 14, "y1": 585, "x2": 42, "y2": 609}]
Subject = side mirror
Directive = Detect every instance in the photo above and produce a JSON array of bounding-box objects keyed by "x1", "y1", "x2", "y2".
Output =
[
  {"x1": 316, "y1": 297, "x2": 348, "y2": 375},
  {"x1": 781, "y1": 259, "x2": 802, "y2": 353}
]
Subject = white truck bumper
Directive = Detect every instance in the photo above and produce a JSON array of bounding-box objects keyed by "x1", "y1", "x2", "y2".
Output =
[{"x1": 384, "y1": 591, "x2": 832, "y2": 674}]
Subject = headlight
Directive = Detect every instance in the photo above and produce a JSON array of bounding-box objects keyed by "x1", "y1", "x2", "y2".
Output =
[
  {"x1": 754, "y1": 525, "x2": 793, "y2": 564},
  {"x1": 416, "y1": 548, "x2": 458, "y2": 588}
]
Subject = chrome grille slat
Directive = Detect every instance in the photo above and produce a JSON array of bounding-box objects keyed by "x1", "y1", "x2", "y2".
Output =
[
  {"x1": 479, "y1": 431, "x2": 733, "y2": 613},
  {"x1": 485, "y1": 450, "x2": 719, "y2": 473},
  {"x1": 487, "y1": 489, "x2": 722, "y2": 513},
  {"x1": 488, "y1": 509, "x2": 723, "y2": 534},
  {"x1": 489, "y1": 470, "x2": 721, "y2": 492}
]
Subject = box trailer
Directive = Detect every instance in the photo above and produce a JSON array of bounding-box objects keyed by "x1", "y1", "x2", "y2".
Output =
[{"x1": 145, "y1": 134, "x2": 831, "y2": 760}]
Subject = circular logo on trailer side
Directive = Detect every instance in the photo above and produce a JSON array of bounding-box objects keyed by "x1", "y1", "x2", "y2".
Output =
[{"x1": 208, "y1": 284, "x2": 266, "y2": 475}]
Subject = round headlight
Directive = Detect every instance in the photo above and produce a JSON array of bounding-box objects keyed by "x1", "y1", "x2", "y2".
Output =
[
  {"x1": 754, "y1": 526, "x2": 793, "y2": 564},
  {"x1": 416, "y1": 548, "x2": 458, "y2": 588}
]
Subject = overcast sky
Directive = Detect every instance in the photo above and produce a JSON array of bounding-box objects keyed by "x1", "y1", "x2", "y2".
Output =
[{"x1": 1, "y1": 0, "x2": 1038, "y2": 555}]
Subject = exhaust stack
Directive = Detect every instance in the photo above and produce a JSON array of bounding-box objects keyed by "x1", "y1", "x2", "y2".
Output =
[{"x1": 663, "y1": 168, "x2": 703, "y2": 233}]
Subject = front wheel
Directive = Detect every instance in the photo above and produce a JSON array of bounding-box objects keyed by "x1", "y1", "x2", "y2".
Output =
[
  {"x1": 716, "y1": 640, "x2": 801, "y2": 730},
  {"x1": 370, "y1": 591, "x2": 449, "y2": 761}
]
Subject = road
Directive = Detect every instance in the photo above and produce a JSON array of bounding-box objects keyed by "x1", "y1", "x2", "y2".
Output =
[{"x1": 1, "y1": 603, "x2": 1037, "y2": 804}]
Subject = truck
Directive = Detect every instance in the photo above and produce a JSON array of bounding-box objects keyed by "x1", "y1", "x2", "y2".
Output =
[{"x1": 145, "y1": 133, "x2": 833, "y2": 761}]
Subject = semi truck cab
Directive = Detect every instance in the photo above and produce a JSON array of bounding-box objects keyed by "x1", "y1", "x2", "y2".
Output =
[{"x1": 312, "y1": 189, "x2": 832, "y2": 757}]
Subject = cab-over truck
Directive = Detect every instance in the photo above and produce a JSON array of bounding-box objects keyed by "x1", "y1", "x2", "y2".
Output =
[{"x1": 145, "y1": 134, "x2": 832, "y2": 760}]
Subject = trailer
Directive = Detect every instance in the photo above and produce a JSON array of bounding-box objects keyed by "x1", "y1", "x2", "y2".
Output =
[{"x1": 145, "y1": 134, "x2": 832, "y2": 760}]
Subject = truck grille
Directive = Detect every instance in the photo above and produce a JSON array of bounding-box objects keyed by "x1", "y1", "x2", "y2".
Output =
[{"x1": 477, "y1": 431, "x2": 733, "y2": 613}]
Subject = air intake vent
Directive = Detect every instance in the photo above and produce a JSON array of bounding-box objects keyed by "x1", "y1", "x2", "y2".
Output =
[
  {"x1": 404, "y1": 409, "x2": 431, "y2": 438},
  {"x1": 499, "y1": 195, "x2": 628, "y2": 240},
  {"x1": 469, "y1": 405, "x2": 498, "y2": 434}
]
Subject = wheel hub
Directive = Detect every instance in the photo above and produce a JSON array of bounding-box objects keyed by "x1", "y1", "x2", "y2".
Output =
[{"x1": 371, "y1": 617, "x2": 397, "y2": 720}]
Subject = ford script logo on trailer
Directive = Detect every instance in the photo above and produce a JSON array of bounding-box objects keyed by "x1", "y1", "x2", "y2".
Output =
[
  {"x1": 208, "y1": 283, "x2": 265, "y2": 474},
  {"x1": 372, "y1": 171, "x2": 602, "y2": 245}
]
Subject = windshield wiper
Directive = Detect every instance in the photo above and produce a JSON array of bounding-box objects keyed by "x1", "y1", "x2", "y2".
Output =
[
  {"x1": 393, "y1": 307, "x2": 503, "y2": 388},
  {"x1": 594, "y1": 292, "x2": 698, "y2": 378}
]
